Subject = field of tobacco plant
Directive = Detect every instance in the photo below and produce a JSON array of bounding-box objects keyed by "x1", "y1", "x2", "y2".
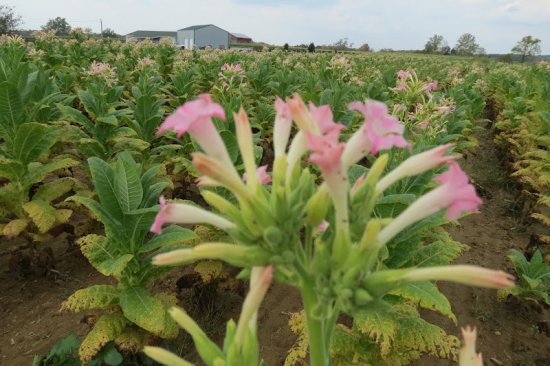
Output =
[{"x1": 0, "y1": 30, "x2": 549, "y2": 366}]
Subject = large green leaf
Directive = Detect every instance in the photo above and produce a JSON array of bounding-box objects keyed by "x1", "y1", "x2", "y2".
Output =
[
  {"x1": 0, "y1": 158, "x2": 24, "y2": 181},
  {"x1": 119, "y1": 287, "x2": 170, "y2": 336},
  {"x1": 0, "y1": 81, "x2": 24, "y2": 144},
  {"x1": 67, "y1": 196, "x2": 121, "y2": 236},
  {"x1": 354, "y1": 300, "x2": 396, "y2": 355},
  {"x1": 79, "y1": 314, "x2": 127, "y2": 363},
  {"x1": 62, "y1": 285, "x2": 120, "y2": 312},
  {"x1": 77, "y1": 90, "x2": 100, "y2": 118},
  {"x1": 389, "y1": 281, "x2": 456, "y2": 323},
  {"x1": 76, "y1": 234, "x2": 132, "y2": 277},
  {"x1": 139, "y1": 225, "x2": 197, "y2": 254},
  {"x1": 114, "y1": 152, "x2": 143, "y2": 212},
  {"x1": 13, "y1": 122, "x2": 59, "y2": 165},
  {"x1": 88, "y1": 157, "x2": 123, "y2": 219},
  {"x1": 56, "y1": 103, "x2": 94, "y2": 131}
]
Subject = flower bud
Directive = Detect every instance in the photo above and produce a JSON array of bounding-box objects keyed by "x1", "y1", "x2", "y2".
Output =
[
  {"x1": 169, "y1": 307, "x2": 224, "y2": 365},
  {"x1": 152, "y1": 243, "x2": 272, "y2": 267},
  {"x1": 305, "y1": 189, "x2": 330, "y2": 228},
  {"x1": 143, "y1": 347, "x2": 193, "y2": 366}
]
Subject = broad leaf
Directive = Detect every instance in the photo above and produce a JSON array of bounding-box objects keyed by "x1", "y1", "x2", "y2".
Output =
[
  {"x1": 88, "y1": 157, "x2": 123, "y2": 219},
  {"x1": 22, "y1": 199, "x2": 57, "y2": 233},
  {"x1": 33, "y1": 177, "x2": 74, "y2": 203},
  {"x1": 62, "y1": 285, "x2": 120, "y2": 312},
  {"x1": 13, "y1": 122, "x2": 59, "y2": 166},
  {"x1": 114, "y1": 152, "x2": 143, "y2": 212},
  {"x1": 139, "y1": 225, "x2": 197, "y2": 254},
  {"x1": 119, "y1": 287, "x2": 170, "y2": 336},
  {"x1": 79, "y1": 314, "x2": 127, "y2": 363},
  {"x1": 389, "y1": 281, "x2": 457, "y2": 323},
  {"x1": 0, "y1": 81, "x2": 24, "y2": 144}
]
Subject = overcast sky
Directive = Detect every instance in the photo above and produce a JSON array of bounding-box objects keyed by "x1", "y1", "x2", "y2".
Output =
[{"x1": 5, "y1": 0, "x2": 550, "y2": 53}]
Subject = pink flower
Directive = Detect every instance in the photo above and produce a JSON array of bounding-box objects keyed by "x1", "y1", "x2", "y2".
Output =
[
  {"x1": 309, "y1": 103, "x2": 345, "y2": 134},
  {"x1": 306, "y1": 129, "x2": 345, "y2": 173},
  {"x1": 150, "y1": 196, "x2": 234, "y2": 234},
  {"x1": 418, "y1": 120, "x2": 429, "y2": 129},
  {"x1": 459, "y1": 326, "x2": 483, "y2": 366},
  {"x1": 234, "y1": 64, "x2": 243, "y2": 72},
  {"x1": 396, "y1": 82, "x2": 406, "y2": 91},
  {"x1": 274, "y1": 97, "x2": 292, "y2": 157},
  {"x1": 157, "y1": 94, "x2": 225, "y2": 138},
  {"x1": 348, "y1": 100, "x2": 411, "y2": 155},
  {"x1": 158, "y1": 94, "x2": 233, "y2": 167},
  {"x1": 377, "y1": 144, "x2": 457, "y2": 192},
  {"x1": 424, "y1": 81, "x2": 438, "y2": 93},
  {"x1": 243, "y1": 165, "x2": 272, "y2": 185},
  {"x1": 151, "y1": 196, "x2": 170, "y2": 234},
  {"x1": 435, "y1": 161, "x2": 483, "y2": 220},
  {"x1": 317, "y1": 220, "x2": 330, "y2": 233},
  {"x1": 378, "y1": 160, "x2": 482, "y2": 246},
  {"x1": 396, "y1": 70, "x2": 409, "y2": 79}
]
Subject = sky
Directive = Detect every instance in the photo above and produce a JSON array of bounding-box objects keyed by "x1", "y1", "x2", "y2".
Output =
[{"x1": 5, "y1": 0, "x2": 550, "y2": 54}]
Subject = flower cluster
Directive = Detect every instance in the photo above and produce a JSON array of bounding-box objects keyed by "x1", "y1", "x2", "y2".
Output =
[
  {"x1": 85, "y1": 61, "x2": 118, "y2": 86},
  {"x1": 149, "y1": 92, "x2": 513, "y2": 366}
]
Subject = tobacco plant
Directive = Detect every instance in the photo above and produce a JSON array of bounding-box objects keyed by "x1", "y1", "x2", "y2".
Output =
[
  {"x1": 498, "y1": 249, "x2": 550, "y2": 305},
  {"x1": 0, "y1": 45, "x2": 79, "y2": 244},
  {"x1": 62, "y1": 152, "x2": 196, "y2": 362},
  {"x1": 143, "y1": 93, "x2": 514, "y2": 366}
]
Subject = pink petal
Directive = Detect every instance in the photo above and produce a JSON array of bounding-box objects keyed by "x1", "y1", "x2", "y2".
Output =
[{"x1": 151, "y1": 196, "x2": 169, "y2": 234}]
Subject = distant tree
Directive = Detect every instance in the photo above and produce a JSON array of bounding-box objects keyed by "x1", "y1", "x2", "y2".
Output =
[
  {"x1": 358, "y1": 43, "x2": 371, "y2": 52},
  {"x1": 283, "y1": 42, "x2": 289, "y2": 51},
  {"x1": 424, "y1": 34, "x2": 447, "y2": 54},
  {"x1": 454, "y1": 33, "x2": 484, "y2": 56},
  {"x1": 308, "y1": 42, "x2": 315, "y2": 53},
  {"x1": 512, "y1": 35, "x2": 542, "y2": 62},
  {"x1": 0, "y1": 4, "x2": 22, "y2": 34},
  {"x1": 379, "y1": 48, "x2": 394, "y2": 52},
  {"x1": 42, "y1": 17, "x2": 71, "y2": 36},
  {"x1": 331, "y1": 37, "x2": 353, "y2": 50},
  {"x1": 102, "y1": 28, "x2": 118, "y2": 38},
  {"x1": 441, "y1": 45, "x2": 451, "y2": 55}
]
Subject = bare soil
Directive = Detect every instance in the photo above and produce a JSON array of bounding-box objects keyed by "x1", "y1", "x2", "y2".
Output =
[{"x1": 0, "y1": 129, "x2": 548, "y2": 366}]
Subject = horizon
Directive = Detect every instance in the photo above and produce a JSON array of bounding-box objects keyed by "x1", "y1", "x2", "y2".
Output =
[{"x1": 4, "y1": 0, "x2": 549, "y2": 54}]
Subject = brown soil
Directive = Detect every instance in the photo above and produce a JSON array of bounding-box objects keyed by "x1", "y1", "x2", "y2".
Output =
[
  {"x1": 0, "y1": 128, "x2": 548, "y2": 366},
  {"x1": 414, "y1": 128, "x2": 550, "y2": 366}
]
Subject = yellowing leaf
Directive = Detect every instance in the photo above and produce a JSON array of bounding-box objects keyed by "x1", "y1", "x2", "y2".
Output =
[
  {"x1": 23, "y1": 199, "x2": 57, "y2": 233},
  {"x1": 194, "y1": 260, "x2": 224, "y2": 283},
  {"x1": 2, "y1": 219, "x2": 28, "y2": 238},
  {"x1": 54, "y1": 209, "x2": 72, "y2": 225},
  {"x1": 33, "y1": 177, "x2": 75, "y2": 203},
  {"x1": 62, "y1": 285, "x2": 119, "y2": 312},
  {"x1": 114, "y1": 328, "x2": 145, "y2": 354},
  {"x1": 79, "y1": 314, "x2": 127, "y2": 363}
]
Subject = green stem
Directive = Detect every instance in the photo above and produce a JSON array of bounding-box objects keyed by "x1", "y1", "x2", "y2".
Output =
[
  {"x1": 305, "y1": 227, "x2": 313, "y2": 268},
  {"x1": 302, "y1": 282, "x2": 329, "y2": 366}
]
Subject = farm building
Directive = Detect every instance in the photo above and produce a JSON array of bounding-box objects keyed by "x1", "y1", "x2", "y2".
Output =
[
  {"x1": 125, "y1": 30, "x2": 176, "y2": 43},
  {"x1": 230, "y1": 32, "x2": 253, "y2": 44},
  {"x1": 177, "y1": 24, "x2": 231, "y2": 49}
]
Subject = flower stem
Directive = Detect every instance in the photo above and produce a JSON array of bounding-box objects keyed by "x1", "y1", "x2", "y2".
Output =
[{"x1": 302, "y1": 282, "x2": 330, "y2": 366}]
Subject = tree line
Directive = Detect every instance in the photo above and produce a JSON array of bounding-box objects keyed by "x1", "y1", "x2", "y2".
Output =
[{"x1": 424, "y1": 33, "x2": 542, "y2": 61}]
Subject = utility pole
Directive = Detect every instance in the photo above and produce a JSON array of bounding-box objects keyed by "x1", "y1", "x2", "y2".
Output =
[{"x1": 100, "y1": 19, "x2": 103, "y2": 37}]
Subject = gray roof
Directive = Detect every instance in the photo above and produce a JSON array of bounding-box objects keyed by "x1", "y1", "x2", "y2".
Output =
[
  {"x1": 178, "y1": 24, "x2": 212, "y2": 31},
  {"x1": 126, "y1": 30, "x2": 176, "y2": 38},
  {"x1": 231, "y1": 32, "x2": 251, "y2": 39}
]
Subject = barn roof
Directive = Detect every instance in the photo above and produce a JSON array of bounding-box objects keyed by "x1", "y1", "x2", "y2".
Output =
[
  {"x1": 178, "y1": 24, "x2": 212, "y2": 31},
  {"x1": 231, "y1": 32, "x2": 252, "y2": 39},
  {"x1": 126, "y1": 30, "x2": 176, "y2": 38}
]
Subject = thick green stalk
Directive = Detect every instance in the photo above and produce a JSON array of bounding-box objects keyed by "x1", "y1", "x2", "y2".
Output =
[{"x1": 301, "y1": 282, "x2": 330, "y2": 366}]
